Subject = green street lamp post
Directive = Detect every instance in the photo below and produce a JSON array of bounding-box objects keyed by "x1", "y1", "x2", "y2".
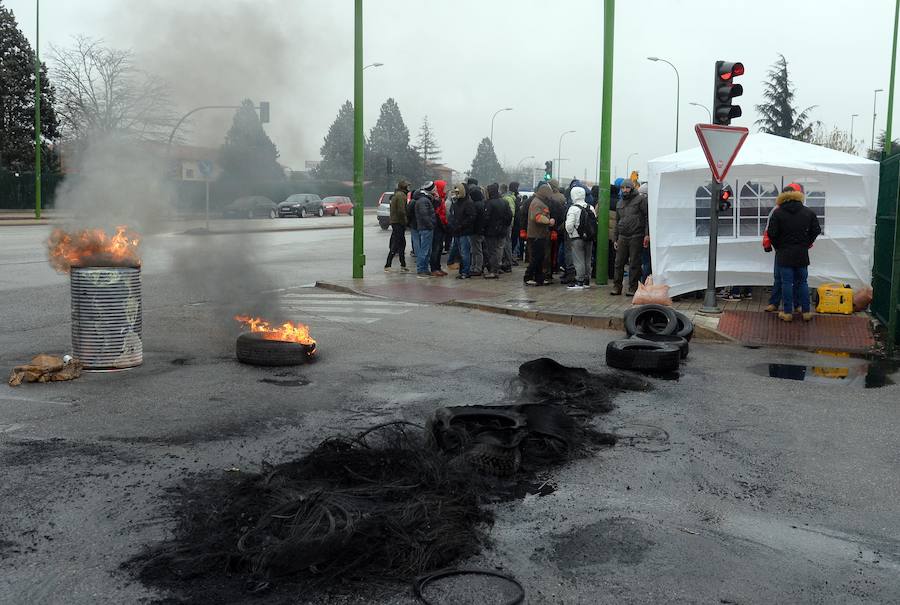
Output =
[
  {"x1": 34, "y1": 0, "x2": 41, "y2": 219},
  {"x1": 352, "y1": 0, "x2": 365, "y2": 278},
  {"x1": 594, "y1": 0, "x2": 615, "y2": 284}
]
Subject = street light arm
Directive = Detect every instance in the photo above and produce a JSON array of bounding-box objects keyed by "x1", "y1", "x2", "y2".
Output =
[
  {"x1": 649, "y1": 57, "x2": 680, "y2": 151},
  {"x1": 167, "y1": 105, "x2": 248, "y2": 150}
]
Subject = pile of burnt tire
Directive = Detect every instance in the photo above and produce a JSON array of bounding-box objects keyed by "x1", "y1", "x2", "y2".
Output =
[{"x1": 605, "y1": 304, "x2": 694, "y2": 373}]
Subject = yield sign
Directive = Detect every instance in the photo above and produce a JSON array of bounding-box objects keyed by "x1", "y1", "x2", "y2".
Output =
[{"x1": 694, "y1": 124, "x2": 749, "y2": 183}]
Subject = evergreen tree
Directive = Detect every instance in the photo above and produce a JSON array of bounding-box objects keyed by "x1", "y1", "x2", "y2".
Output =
[
  {"x1": 755, "y1": 54, "x2": 815, "y2": 141},
  {"x1": 867, "y1": 130, "x2": 900, "y2": 160},
  {"x1": 0, "y1": 3, "x2": 60, "y2": 172},
  {"x1": 367, "y1": 98, "x2": 423, "y2": 186},
  {"x1": 219, "y1": 99, "x2": 283, "y2": 183},
  {"x1": 469, "y1": 137, "x2": 506, "y2": 184},
  {"x1": 414, "y1": 115, "x2": 442, "y2": 177},
  {"x1": 316, "y1": 100, "x2": 355, "y2": 180}
]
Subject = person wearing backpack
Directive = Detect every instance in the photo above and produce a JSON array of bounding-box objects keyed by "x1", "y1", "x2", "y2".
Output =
[{"x1": 564, "y1": 186, "x2": 596, "y2": 290}]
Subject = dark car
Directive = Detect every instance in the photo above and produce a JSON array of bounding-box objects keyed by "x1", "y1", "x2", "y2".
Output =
[
  {"x1": 322, "y1": 196, "x2": 354, "y2": 216},
  {"x1": 223, "y1": 196, "x2": 278, "y2": 219},
  {"x1": 278, "y1": 194, "x2": 324, "y2": 218}
]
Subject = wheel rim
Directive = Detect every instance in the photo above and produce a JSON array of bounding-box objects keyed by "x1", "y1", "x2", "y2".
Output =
[
  {"x1": 301, "y1": 209, "x2": 307, "y2": 218},
  {"x1": 318, "y1": 208, "x2": 324, "y2": 217}
]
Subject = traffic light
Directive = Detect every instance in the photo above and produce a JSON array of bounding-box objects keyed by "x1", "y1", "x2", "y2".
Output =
[
  {"x1": 544, "y1": 160, "x2": 553, "y2": 180},
  {"x1": 259, "y1": 101, "x2": 270, "y2": 123},
  {"x1": 713, "y1": 61, "x2": 743, "y2": 125},
  {"x1": 718, "y1": 188, "x2": 732, "y2": 212}
]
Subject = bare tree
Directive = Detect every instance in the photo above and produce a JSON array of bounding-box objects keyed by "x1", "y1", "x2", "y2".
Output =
[
  {"x1": 808, "y1": 122, "x2": 857, "y2": 155},
  {"x1": 50, "y1": 36, "x2": 175, "y2": 142}
]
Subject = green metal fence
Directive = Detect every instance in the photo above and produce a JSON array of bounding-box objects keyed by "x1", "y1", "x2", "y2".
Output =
[
  {"x1": 872, "y1": 153, "x2": 900, "y2": 349},
  {"x1": 0, "y1": 169, "x2": 64, "y2": 210}
]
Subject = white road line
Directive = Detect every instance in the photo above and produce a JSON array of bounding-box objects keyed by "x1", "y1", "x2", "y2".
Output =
[
  {"x1": 315, "y1": 316, "x2": 381, "y2": 324},
  {"x1": 282, "y1": 306, "x2": 413, "y2": 315},
  {"x1": 281, "y1": 300, "x2": 421, "y2": 307}
]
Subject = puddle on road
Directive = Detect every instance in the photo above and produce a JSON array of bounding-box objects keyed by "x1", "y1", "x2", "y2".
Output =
[{"x1": 749, "y1": 357, "x2": 899, "y2": 388}]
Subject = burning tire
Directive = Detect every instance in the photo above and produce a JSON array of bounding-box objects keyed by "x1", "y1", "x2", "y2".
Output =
[
  {"x1": 236, "y1": 332, "x2": 316, "y2": 366},
  {"x1": 605, "y1": 339, "x2": 680, "y2": 373}
]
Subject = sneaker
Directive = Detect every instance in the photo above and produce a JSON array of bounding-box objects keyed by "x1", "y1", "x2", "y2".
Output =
[
  {"x1": 456, "y1": 274, "x2": 470, "y2": 279},
  {"x1": 567, "y1": 282, "x2": 584, "y2": 290},
  {"x1": 802, "y1": 312, "x2": 814, "y2": 322},
  {"x1": 416, "y1": 272, "x2": 431, "y2": 279},
  {"x1": 625, "y1": 291, "x2": 636, "y2": 297},
  {"x1": 610, "y1": 288, "x2": 622, "y2": 296},
  {"x1": 438, "y1": 270, "x2": 448, "y2": 276},
  {"x1": 470, "y1": 271, "x2": 483, "y2": 277},
  {"x1": 500, "y1": 266, "x2": 512, "y2": 273},
  {"x1": 778, "y1": 312, "x2": 793, "y2": 322},
  {"x1": 399, "y1": 266, "x2": 410, "y2": 273},
  {"x1": 483, "y1": 272, "x2": 498, "y2": 279},
  {"x1": 764, "y1": 304, "x2": 777, "y2": 312},
  {"x1": 582, "y1": 282, "x2": 591, "y2": 289},
  {"x1": 447, "y1": 263, "x2": 460, "y2": 270},
  {"x1": 724, "y1": 294, "x2": 742, "y2": 301},
  {"x1": 525, "y1": 279, "x2": 538, "y2": 286},
  {"x1": 383, "y1": 267, "x2": 392, "y2": 273},
  {"x1": 431, "y1": 271, "x2": 444, "y2": 277}
]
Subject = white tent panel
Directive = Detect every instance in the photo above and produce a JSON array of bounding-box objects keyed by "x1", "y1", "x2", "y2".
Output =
[{"x1": 648, "y1": 134, "x2": 879, "y2": 297}]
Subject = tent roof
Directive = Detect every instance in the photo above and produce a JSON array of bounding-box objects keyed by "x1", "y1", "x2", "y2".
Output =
[{"x1": 648, "y1": 133, "x2": 878, "y2": 176}]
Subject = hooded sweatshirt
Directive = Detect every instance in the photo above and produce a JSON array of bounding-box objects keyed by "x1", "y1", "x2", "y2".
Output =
[
  {"x1": 389, "y1": 181, "x2": 410, "y2": 224},
  {"x1": 413, "y1": 189, "x2": 436, "y2": 231},
  {"x1": 767, "y1": 189, "x2": 822, "y2": 267},
  {"x1": 527, "y1": 184, "x2": 554, "y2": 239},
  {"x1": 485, "y1": 183, "x2": 512, "y2": 238},
  {"x1": 433, "y1": 180, "x2": 448, "y2": 227},
  {"x1": 470, "y1": 187, "x2": 487, "y2": 236},
  {"x1": 565, "y1": 187, "x2": 595, "y2": 240}
]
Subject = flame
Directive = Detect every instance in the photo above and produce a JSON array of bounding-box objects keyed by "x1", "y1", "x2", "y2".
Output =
[
  {"x1": 48, "y1": 226, "x2": 141, "y2": 273},
  {"x1": 235, "y1": 315, "x2": 316, "y2": 345}
]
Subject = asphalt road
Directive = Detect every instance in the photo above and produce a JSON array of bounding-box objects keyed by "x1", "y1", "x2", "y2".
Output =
[{"x1": 1, "y1": 222, "x2": 899, "y2": 604}]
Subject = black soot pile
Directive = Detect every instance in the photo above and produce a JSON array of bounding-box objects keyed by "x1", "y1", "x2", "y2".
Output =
[{"x1": 127, "y1": 358, "x2": 647, "y2": 604}]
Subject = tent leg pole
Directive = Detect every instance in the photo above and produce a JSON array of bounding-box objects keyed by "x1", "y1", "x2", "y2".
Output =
[{"x1": 700, "y1": 181, "x2": 722, "y2": 314}]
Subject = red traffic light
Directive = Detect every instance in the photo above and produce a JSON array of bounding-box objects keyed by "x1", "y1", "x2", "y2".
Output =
[
  {"x1": 720, "y1": 190, "x2": 731, "y2": 200},
  {"x1": 718, "y1": 62, "x2": 744, "y2": 81}
]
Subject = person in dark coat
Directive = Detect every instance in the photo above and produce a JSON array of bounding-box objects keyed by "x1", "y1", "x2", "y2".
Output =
[
  {"x1": 429, "y1": 180, "x2": 449, "y2": 276},
  {"x1": 412, "y1": 181, "x2": 437, "y2": 277},
  {"x1": 767, "y1": 184, "x2": 822, "y2": 322},
  {"x1": 384, "y1": 179, "x2": 410, "y2": 272},
  {"x1": 611, "y1": 180, "x2": 648, "y2": 296},
  {"x1": 483, "y1": 183, "x2": 513, "y2": 279},
  {"x1": 469, "y1": 186, "x2": 487, "y2": 276},
  {"x1": 451, "y1": 183, "x2": 476, "y2": 278}
]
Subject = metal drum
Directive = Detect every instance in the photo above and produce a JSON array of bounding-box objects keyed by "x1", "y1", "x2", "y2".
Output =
[{"x1": 70, "y1": 267, "x2": 143, "y2": 369}]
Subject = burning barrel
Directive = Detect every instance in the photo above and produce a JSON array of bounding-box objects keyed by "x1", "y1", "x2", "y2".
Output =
[{"x1": 71, "y1": 267, "x2": 143, "y2": 369}]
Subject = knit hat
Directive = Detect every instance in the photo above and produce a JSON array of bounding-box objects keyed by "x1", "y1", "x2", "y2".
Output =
[
  {"x1": 466, "y1": 177, "x2": 479, "y2": 186},
  {"x1": 469, "y1": 187, "x2": 484, "y2": 202},
  {"x1": 421, "y1": 181, "x2": 436, "y2": 192},
  {"x1": 620, "y1": 179, "x2": 634, "y2": 190},
  {"x1": 487, "y1": 183, "x2": 500, "y2": 198},
  {"x1": 785, "y1": 182, "x2": 804, "y2": 193},
  {"x1": 535, "y1": 183, "x2": 552, "y2": 200}
]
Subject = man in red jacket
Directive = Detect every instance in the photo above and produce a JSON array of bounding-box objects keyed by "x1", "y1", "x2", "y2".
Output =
[{"x1": 430, "y1": 180, "x2": 449, "y2": 276}]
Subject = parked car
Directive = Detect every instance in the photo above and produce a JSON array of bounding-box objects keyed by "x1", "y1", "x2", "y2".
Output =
[
  {"x1": 376, "y1": 191, "x2": 392, "y2": 229},
  {"x1": 278, "y1": 193, "x2": 324, "y2": 218},
  {"x1": 223, "y1": 196, "x2": 277, "y2": 219},
  {"x1": 322, "y1": 196, "x2": 354, "y2": 216}
]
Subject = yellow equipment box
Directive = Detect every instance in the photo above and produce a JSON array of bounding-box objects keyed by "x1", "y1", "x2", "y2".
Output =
[{"x1": 816, "y1": 283, "x2": 854, "y2": 315}]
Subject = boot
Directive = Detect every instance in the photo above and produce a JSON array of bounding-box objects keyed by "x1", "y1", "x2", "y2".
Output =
[
  {"x1": 778, "y1": 312, "x2": 793, "y2": 322},
  {"x1": 610, "y1": 285, "x2": 622, "y2": 296},
  {"x1": 764, "y1": 304, "x2": 778, "y2": 312},
  {"x1": 802, "y1": 312, "x2": 814, "y2": 322}
]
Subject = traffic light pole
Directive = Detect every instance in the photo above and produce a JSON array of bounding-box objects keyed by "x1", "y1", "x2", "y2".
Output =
[
  {"x1": 700, "y1": 180, "x2": 722, "y2": 313},
  {"x1": 34, "y1": 0, "x2": 41, "y2": 220},
  {"x1": 594, "y1": 0, "x2": 615, "y2": 284},
  {"x1": 352, "y1": 0, "x2": 365, "y2": 278}
]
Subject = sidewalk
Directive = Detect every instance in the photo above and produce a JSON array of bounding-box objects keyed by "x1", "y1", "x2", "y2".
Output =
[{"x1": 318, "y1": 262, "x2": 877, "y2": 352}]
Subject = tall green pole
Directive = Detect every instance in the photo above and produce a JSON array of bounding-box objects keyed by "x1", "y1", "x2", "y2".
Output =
[
  {"x1": 34, "y1": 0, "x2": 42, "y2": 219},
  {"x1": 594, "y1": 0, "x2": 614, "y2": 283},
  {"x1": 351, "y1": 0, "x2": 365, "y2": 278},
  {"x1": 885, "y1": 0, "x2": 899, "y2": 156}
]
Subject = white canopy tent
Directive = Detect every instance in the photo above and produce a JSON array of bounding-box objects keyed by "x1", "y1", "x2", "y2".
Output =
[{"x1": 647, "y1": 133, "x2": 880, "y2": 297}]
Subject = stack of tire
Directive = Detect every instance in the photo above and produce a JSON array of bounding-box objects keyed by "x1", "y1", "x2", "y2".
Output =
[{"x1": 605, "y1": 304, "x2": 694, "y2": 373}]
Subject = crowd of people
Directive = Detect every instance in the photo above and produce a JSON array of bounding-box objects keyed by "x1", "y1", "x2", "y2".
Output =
[
  {"x1": 383, "y1": 176, "x2": 822, "y2": 321},
  {"x1": 384, "y1": 175, "x2": 634, "y2": 290}
]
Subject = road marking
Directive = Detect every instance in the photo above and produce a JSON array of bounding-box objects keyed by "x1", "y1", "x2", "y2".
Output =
[{"x1": 278, "y1": 289, "x2": 422, "y2": 325}]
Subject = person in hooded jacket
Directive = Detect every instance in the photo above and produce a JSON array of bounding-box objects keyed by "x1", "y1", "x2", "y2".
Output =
[
  {"x1": 469, "y1": 186, "x2": 487, "y2": 276},
  {"x1": 384, "y1": 179, "x2": 410, "y2": 272},
  {"x1": 524, "y1": 183, "x2": 556, "y2": 286},
  {"x1": 564, "y1": 186, "x2": 596, "y2": 289},
  {"x1": 767, "y1": 184, "x2": 822, "y2": 322},
  {"x1": 483, "y1": 183, "x2": 513, "y2": 279},
  {"x1": 412, "y1": 181, "x2": 438, "y2": 277},
  {"x1": 500, "y1": 183, "x2": 518, "y2": 271},
  {"x1": 611, "y1": 179, "x2": 648, "y2": 295},
  {"x1": 451, "y1": 183, "x2": 476, "y2": 279},
  {"x1": 429, "y1": 180, "x2": 449, "y2": 276}
]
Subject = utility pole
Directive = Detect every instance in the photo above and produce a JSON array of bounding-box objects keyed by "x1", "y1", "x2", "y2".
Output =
[
  {"x1": 34, "y1": 0, "x2": 41, "y2": 219},
  {"x1": 594, "y1": 0, "x2": 615, "y2": 284},
  {"x1": 352, "y1": 0, "x2": 365, "y2": 278},
  {"x1": 873, "y1": 88, "x2": 884, "y2": 156},
  {"x1": 886, "y1": 0, "x2": 900, "y2": 155}
]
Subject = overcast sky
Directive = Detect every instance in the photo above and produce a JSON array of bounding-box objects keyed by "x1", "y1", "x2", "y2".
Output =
[{"x1": 5, "y1": 0, "x2": 896, "y2": 183}]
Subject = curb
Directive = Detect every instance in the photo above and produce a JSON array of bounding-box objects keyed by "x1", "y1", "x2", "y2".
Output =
[
  {"x1": 314, "y1": 281, "x2": 388, "y2": 299},
  {"x1": 180, "y1": 223, "x2": 373, "y2": 236},
  {"x1": 445, "y1": 300, "x2": 738, "y2": 343}
]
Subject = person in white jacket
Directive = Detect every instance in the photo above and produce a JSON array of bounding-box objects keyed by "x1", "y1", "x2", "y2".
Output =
[{"x1": 564, "y1": 186, "x2": 596, "y2": 290}]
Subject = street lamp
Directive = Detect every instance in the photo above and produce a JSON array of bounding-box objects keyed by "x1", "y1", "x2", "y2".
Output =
[
  {"x1": 851, "y1": 113, "x2": 859, "y2": 154},
  {"x1": 625, "y1": 152, "x2": 639, "y2": 176},
  {"x1": 689, "y1": 101, "x2": 711, "y2": 122},
  {"x1": 515, "y1": 154, "x2": 535, "y2": 174},
  {"x1": 490, "y1": 107, "x2": 513, "y2": 147},
  {"x1": 872, "y1": 88, "x2": 884, "y2": 156},
  {"x1": 363, "y1": 62, "x2": 383, "y2": 70},
  {"x1": 648, "y1": 56, "x2": 680, "y2": 151},
  {"x1": 34, "y1": 0, "x2": 41, "y2": 219},
  {"x1": 557, "y1": 130, "x2": 575, "y2": 181}
]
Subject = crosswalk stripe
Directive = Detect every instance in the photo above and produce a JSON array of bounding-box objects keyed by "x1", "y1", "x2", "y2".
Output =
[
  {"x1": 283, "y1": 306, "x2": 413, "y2": 315},
  {"x1": 281, "y1": 298, "x2": 421, "y2": 307}
]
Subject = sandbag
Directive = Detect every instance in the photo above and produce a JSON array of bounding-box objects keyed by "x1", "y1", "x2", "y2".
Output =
[{"x1": 631, "y1": 275, "x2": 672, "y2": 306}]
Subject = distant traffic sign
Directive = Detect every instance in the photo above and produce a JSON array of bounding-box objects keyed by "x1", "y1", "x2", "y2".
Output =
[
  {"x1": 694, "y1": 123, "x2": 749, "y2": 183},
  {"x1": 197, "y1": 160, "x2": 213, "y2": 178}
]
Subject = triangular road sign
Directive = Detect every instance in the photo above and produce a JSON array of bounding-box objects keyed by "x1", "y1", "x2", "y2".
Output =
[{"x1": 695, "y1": 124, "x2": 749, "y2": 183}]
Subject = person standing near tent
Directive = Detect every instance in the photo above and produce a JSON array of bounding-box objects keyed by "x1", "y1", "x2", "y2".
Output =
[
  {"x1": 767, "y1": 184, "x2": 822, "y2": 322},
  {"x1": 763, "y1": 182, "x2": 801, "y2": 313},
  {"x1": 610, "y1": 179, "x2": 649, "y2": 296}
]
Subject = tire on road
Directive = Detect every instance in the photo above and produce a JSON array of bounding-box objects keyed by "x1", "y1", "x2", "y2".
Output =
[
  {"x1": 606, "y1": 339, "x2": 681, "y2": 373},
  {"x1": 236, "y1": 332, "x2": 316, "y2": 366},
  {"x1": 624, "y1": 304, "x2": 678, "y2": 336},
  {"x1": 632, "y1": 333, "x2": 689, "y2": 359},
  {"x1": 300, "y1": 208, "x2": 308, "y2": 218},
  {"x1": 317, "y1": 208, "x2": 325, "y2": 217},
  {"x1": 268, "y1": 209, "x2": 276, "y2": 219},
  {"x1": 673, "y1": 310, "x2": 695, "y2": 341}
]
